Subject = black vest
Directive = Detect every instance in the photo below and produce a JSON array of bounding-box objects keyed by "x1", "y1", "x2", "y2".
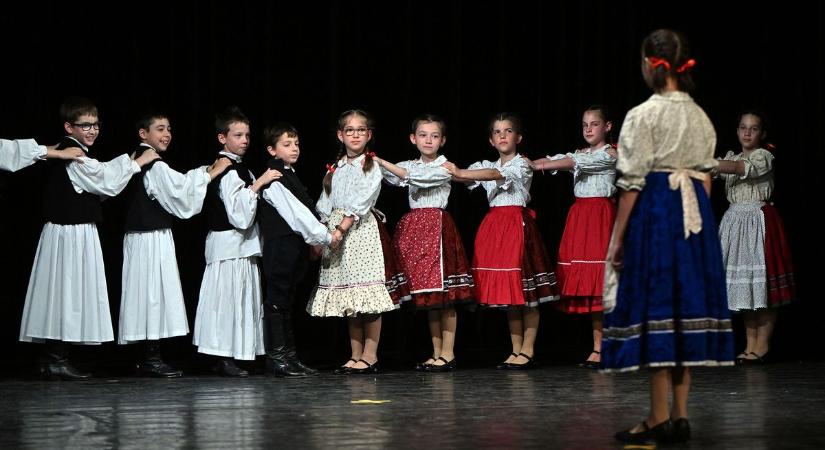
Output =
[
  {"x1": 43, "y1": 137, "x2": 102, "y2": 225},
  {"x1": 124, "y1": 145, "x2": 174, "y2": 232},
  {"x1": 257, "y1": 159, "x2": 317, "y2": 240},
  {"x1": 205, "y1": 155, "x2": 253, "y2": 232}
]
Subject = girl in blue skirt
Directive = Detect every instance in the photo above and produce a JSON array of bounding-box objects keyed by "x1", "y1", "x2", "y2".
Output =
[{"x1": 602, "y1": 29, "x2": 734, "y2": 444}]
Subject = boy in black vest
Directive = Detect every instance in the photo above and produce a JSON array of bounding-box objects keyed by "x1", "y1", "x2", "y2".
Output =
[
  {"x1": 119, "y1": 112, "x2": 231, "y2": 377},
  {"x1": 19, "y1": 96, "x2": 159, "y2": 380},
  {"x1": 192, "y1": 107, "x2": 280, "y2": 377},
  {"x1": 257, "y1": 123, "x2": 335, "y2": 376}
]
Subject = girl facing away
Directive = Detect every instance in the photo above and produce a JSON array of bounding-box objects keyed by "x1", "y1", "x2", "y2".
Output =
[
  {"x1": 307, "y1": 109, "x2": 408, "y2": 375},
  {"x1": 602, "y1": 29, "x2": 734, "y2": 444},
  {"x1": 530, "y1": 105, "x2": 618, "y2": 368},
  {"x1": 443, "y1": 113, "x2": 558, "y2": 370},
  {"x1": 375, "y1": 114, "x2": 475, "y2": 372},
  {"x1": 715, "y1": 110, "x2": 796, "y2": 364}
]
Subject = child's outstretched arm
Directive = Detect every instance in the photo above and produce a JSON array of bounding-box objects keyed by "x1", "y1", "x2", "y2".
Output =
[
  {"x1": 375, "y1": 156, "x2": 408, "y2": 181},
  {"x1": 530, "y1": 156, "x2": 575, "y2": 172},
  {"x1": 441, "y1": 161, "x2": 503, "y2": 182},
  {"x1": 715, "y1": 160, "x2": 745, "y2": 176}
]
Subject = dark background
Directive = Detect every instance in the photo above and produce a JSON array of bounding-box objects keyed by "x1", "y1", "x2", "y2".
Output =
[{"x1": 1, "y1": 1, "x2": 822, "y2": 373}]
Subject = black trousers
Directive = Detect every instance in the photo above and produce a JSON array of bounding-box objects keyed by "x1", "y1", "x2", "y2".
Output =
[{"x1": 261, "y1": 234, "x2": 308, "y2": 348}]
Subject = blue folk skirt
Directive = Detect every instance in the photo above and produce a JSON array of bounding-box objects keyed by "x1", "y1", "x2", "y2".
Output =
[{"x1": 601, "y1": 173, "x2": 734, "y2": 372}]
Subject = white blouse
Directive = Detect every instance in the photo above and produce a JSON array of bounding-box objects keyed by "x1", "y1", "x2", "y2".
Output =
[
  {"x1": 0, "y1": 138, "x2": 46, "y2": 172},
  {"x1": 262, "y1": 181, "x2": 332, "y2": 246},
  {"x1": 720, "y1": 148, "x2": 774, "y2": 203},
  {"x1": 546, "y1": 144, "x2": 617, "y2": 198},
  {"x1": 466, "y1": 154, "x2": 532, "y2": 207},
  {"x1": 316, "y1": 153, "x2": 383, "y2": 222},
  {"x1": 616, "y1": 91, "x2": 717, "y2": 191},
  {"x1": 204, "y1": 151, "x2": 261, "y2": 263},
  {"x1": 381, "y1": 155, "x2": 452, "y2": 209}
]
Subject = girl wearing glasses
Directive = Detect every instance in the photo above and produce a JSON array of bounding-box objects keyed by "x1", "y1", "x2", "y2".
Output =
[{"x1": 308, "y1": 109, "x2": 409, "y2": 375}]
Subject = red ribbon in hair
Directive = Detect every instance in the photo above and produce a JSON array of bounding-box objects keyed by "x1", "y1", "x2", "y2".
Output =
[
  {"x1": 326, "y1": 163, "x2": 336, "y2": 174},
  {"x1": 647, "y1": 57, "x2": 671, "y2": 71},
  {"x1": 366, "y1": 151, "x2": 376, "y2": 158},
  {"x1": 766, "y1": 143, "x2": 776, "y2": 151},
  {"x1": 676, "y1": 59, "x2": 696, "y2": 73}
]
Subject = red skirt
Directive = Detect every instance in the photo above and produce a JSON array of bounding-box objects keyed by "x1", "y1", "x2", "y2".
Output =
[
  {"x1": 555, "y1": 197, "x2": 616, "y2": 314},
  {"x1": 393, "y1": 208, "x2": 475, "y2": 309},
  {"x1": 762, "y1": 204, "x2": 796, "y2": 306},
  {"x1": 472, "y1": 206, "x2": 558, "y2": 308},
  {"x1": 375, "y1": 211, "x2": 411, "y2": 305}
]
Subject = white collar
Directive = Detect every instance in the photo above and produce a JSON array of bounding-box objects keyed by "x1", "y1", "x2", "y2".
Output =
[
  {"x1": 66, "y1": 136, "x2": 89, "y2": 152},
  {"x1": 220, "y1": 150, "x2": 242, "y2": 162}
]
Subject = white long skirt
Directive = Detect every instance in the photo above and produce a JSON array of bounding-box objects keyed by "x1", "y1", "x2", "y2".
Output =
[
  {"x1": 19, "y1": 223, "x2": 113, "y2": 344},
  {"x1": 719, "y1": 202, "x2": 768, "y2": 310},
  {"x1": 192, "y1": 257, "x2": 264, "y2": 360},
  {"x1": 119, "y1": 229, "x2": 190, "y2": 344}
]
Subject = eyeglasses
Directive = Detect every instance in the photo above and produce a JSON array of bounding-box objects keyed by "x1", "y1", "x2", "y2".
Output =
[
  {"x1": 72, "y1": 122, "x2": 102, "y2": 131},
  {"x1": 342, "y1": 127, "x2": 369, "y2": 136}
]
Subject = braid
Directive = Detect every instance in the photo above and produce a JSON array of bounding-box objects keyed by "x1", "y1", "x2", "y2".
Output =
[{"x1": 323, "y1": 145, "x2": 346, "y2": 195}]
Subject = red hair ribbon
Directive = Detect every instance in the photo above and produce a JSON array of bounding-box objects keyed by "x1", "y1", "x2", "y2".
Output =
[
  {"x1": 676, "y1": 59, "x2": 696, "y2": 73},
  {"x1": 647, "y1": 57, "x2": 671, "y2": 71},
  {"x1": 326, "y1": 163, "x2": 336, "y2": 174},
  {"x1": 766, "y1": 143, "x2": 776, "y2": 151},
  {"x1": 366, "y1": 151, "x2": 376, "y2": 158}
]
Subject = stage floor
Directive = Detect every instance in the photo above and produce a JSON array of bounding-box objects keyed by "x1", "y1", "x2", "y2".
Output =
[{"x1": 1, "y1": 362, "x2": 823, "y2": 449}]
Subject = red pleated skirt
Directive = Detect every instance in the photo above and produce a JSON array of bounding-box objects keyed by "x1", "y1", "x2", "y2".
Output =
[{"x1": 762, "y1": 204, "x2": 796, "y2": 306}]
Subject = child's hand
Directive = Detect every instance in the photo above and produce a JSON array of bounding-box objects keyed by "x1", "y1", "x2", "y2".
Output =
[
  {"x1": 135, "y1": 149, "x2": 160, "y2": 167},
  {"x1": 606, "y1": 239, "x2": 624, "y2": 271},
  {"x1": 441, "y1": 161, "x2": 457, "y2": 175},
  {"x1": 208, "y1": 157, "x2": 232, "y2": 179},
  {"x1": 51, "y1": 146, "x2": 85, "y2": 163},
  {"x1": 329, "y1": 229, "x2": 343, "y2": 250},
  {"x1": 309, "y1": 245, "x2": 324, "y2": 261},
  {"x1": 250, "y1": 169, "x2": 283, "y2": 193}
]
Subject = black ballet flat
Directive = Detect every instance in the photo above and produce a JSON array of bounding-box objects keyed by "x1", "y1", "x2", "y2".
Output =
[
  {"x1": 672, "y1": 418, "x2": 691, "y2": 443},
  {"x1": 414, "y1": 358, "x2": 436, "y2": 372},
  {"x1": 349, "y1": 359, "x2": 379, "y2": 375},
  {"x1": 614, "y1": 419, "x2": 674, "y2": 444},
  {"x1": 496, "y1": 353, "x2": 518, "y2": 370},
  {"x1": 507, "y1": 353, "x2": 537, "y2": 370},
  {"x1": 334, "y1": 358, "x2": 357, "y2": 375},
  {"x1": 741, "y1": 351, "x2": 767, "y2": 365},
  {"x1": 579, "y1": 350, "x2": 601, "y2": 369},
  {"x1": 425, "y1": 356, "x2": 456, "y2": 372}
]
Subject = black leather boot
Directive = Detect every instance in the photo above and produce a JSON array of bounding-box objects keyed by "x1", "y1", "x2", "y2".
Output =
[
  {"x1": 40, "y1": 341, "x2": 91, "y2": 381},
  {"x1": 281, "y1": 311, "x2": 317, "y2": 375},
  {"x1": 213, "y1": 358, "x2": 249, "y2": 377},
  {"x1": 264, "y1": 308, "x2": 306, "y2": 377},
  {"x1": 265, "y1": 346, "x2": 306, "y2": 377},
  {"x1": 137, "y1": 341, "x2": 183, "y2": 378}
]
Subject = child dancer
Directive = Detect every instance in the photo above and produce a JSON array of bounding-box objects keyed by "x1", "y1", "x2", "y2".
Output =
[
  {"x1": 530, "y1": 105, "x2": 617, "y2": 368},
  {"x1": 192, "y1": 107, "x2": 280, "y2": 377},
  {"x1": 715, "y1": 110, "x2": 795, "y2": 364},
  {"x1": 443, "y1": 112, "x2": 557, "y2": 370},
  {"x1": 19, "y1": 97, "x2": 159, "y2": 380},
  {"x1": 602, "y1": 29, "x2": 734, "y2": 444},
  {"x1": 119, "y1": 112, "x2": 231, "y2": 377},
  {"x1": 375, "y1": 114, "x2": 475, "y2": 372},
  {"x1": 307, "y1": 109, "x2": 403, "y2": 375}
]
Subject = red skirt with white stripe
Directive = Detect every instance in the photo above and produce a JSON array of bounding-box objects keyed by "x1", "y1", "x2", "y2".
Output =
[
  {"x1": 392, "y1": 208, "x2": 475, "y2": 309},
  {"x1": 762, "y1": 204, "x2": 795, "y2": 306},
  {"x1": 375, "y1": 211, "x2": 411, "y2": 305},
  {"x1": 472, "y1": 206, "x2": 558, "y2": 308},
  {"x1": 554, "y1": 197, "x2": 615, "y2": 314}
]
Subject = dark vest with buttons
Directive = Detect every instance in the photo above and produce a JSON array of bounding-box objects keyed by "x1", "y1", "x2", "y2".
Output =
[
  {"x1": 124, "y1": 145, "x2": 174, "y2": 232},
  {"x1": 205, "y1": 155, "x2": 252, "y2": 232},
  {"x1": 43, "y1": 137, "x2": 102, "y2": 225},
  {"x1": 257, "y1": 159, "x2": 318, "y2": 240}
]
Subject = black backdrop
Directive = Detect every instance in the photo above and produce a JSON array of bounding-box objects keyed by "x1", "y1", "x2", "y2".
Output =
[{"x1": 1, "y1": 1, "x2": 823, "y2": 372}]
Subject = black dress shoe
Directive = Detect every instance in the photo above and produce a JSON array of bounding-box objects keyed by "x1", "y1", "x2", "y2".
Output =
[
  {"x1": 614, "y1": 419, "x2": 674, "y2": 444},
  {"x1": 349, "y1": 359, "x2": 379, "y2": 374},
  {"x1": 425, "y1": 356, "x2": 456, "y2": 372},
  {"x1": 334, "y1": 359, "x2": 357, "y2": 375},
  {"x1": 741, "y1": 351, "x2": 767, "y2": 365},
  {"x1": 414, "y1": 358, "x2": 436, "y2": 372},
  {"x1": 213, "y1": 359, "x2": 249, "y2": 378},
  {"x1": 290, "y1": 358, "x2": 318, "y2": 375},
  {"x1": 672, "y1": 418, "x2": 691, "y2": 442},
  {"x1": 579, "y1": 350, "x2": 600, "y2": 369},
  {"x1": 496, "y1": 353, "x2": 518, "y2": 369},
  {"x1": 41, "y1": 359, "x2": 91, "y2": 381},
  {"x1": 137, "y1": 360, "x2": 183, "y2": 378},
  {"x1": 506, "y1": 353, "x2": 537, "y2": 370}
]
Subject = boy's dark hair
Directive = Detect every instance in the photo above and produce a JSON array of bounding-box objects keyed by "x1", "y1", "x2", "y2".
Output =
[
  {"x1": 489, "y1": 112, "x2": 523, "y2": 135},
  {"x1": 215, "y1": 106, "x2": 249, "y2": 135},
  {"x1": 411, "y1": 113, "x2": 446, "y2": 136},
  {"x1": 60, "y1": 96, "x2": 98, "y2": 124},
  {"x1": 263, "y1": 122, "x2": 298, "y2": 148},
  {"x1": 641, "y1": 29, "x2": 695, "y2": 92},
  {"x1": 136, "y1": 111, "x2": 169, "y2": 133}
]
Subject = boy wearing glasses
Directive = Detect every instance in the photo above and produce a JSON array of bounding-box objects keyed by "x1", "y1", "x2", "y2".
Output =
[
  {"x1": 19, "y1": 97, "x2": 160, "y2": 380},
  {"x1": 118, "y1": 112, "x2": 232, "y2": 377}
]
